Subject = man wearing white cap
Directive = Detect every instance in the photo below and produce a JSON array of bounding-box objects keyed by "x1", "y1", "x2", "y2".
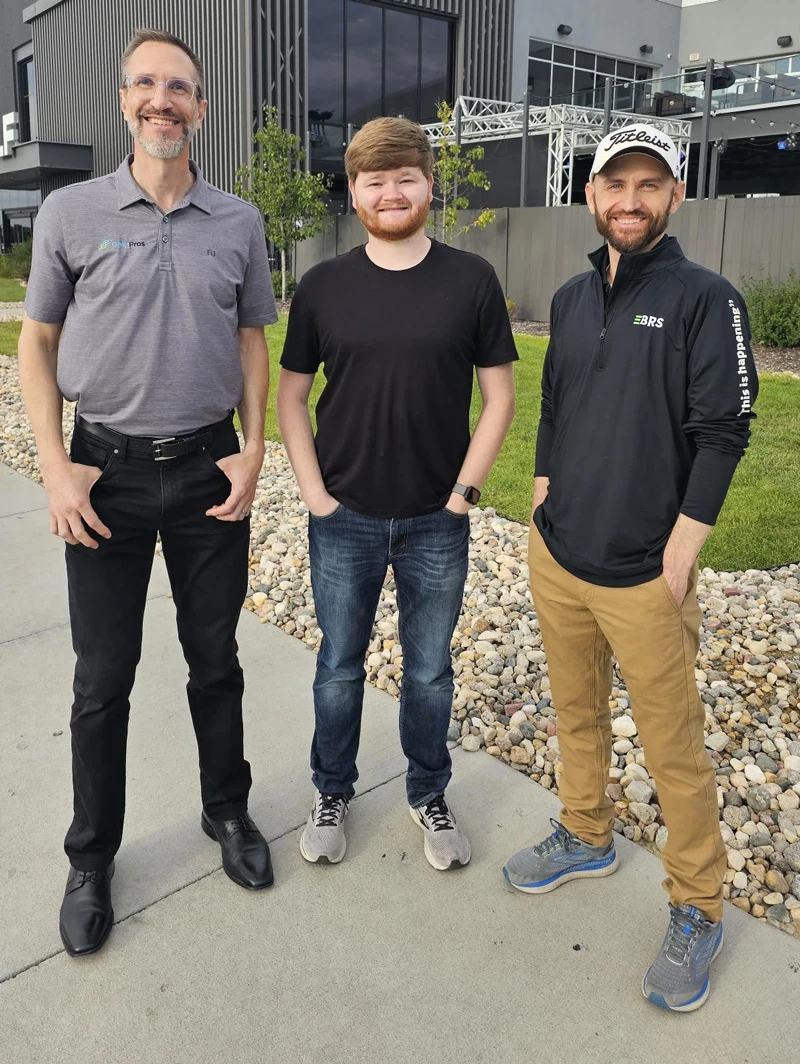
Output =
[{"x1": 503, "y1": 124, "x2": 759, "y2": 1012}]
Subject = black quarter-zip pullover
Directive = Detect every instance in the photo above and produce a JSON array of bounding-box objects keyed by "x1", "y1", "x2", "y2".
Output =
[{"x1": 533, "y1": 235, "x2": 758, "y2": 587}]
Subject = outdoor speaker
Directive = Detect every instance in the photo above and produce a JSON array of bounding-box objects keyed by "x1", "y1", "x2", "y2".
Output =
[
  {"x1": 640, "y1": 44, "x2": 654, "y2": 55},
  {"x1": 557, "y1": 24, "x2": 572, "y2": 36},
  {"x1": 777, "y1": 35, "x2": 793, "y2": 48},
  {"x1": 712, "y1": 66, "x2": 736, "y2": 90}
]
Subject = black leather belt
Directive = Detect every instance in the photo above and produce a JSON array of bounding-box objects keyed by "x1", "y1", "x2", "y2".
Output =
[{"x1": 76, "y1": 413, "x2": 232, "y2": 461}]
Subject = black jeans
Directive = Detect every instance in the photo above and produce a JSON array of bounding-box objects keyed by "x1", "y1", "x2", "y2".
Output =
[{"x1": 64, "y1": 417, "x2": 252, "y2": 871}]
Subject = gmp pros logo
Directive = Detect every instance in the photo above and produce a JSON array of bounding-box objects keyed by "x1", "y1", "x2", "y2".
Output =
[{"x1": 99, "y1": 239, "x2": 146, "y2": 251}]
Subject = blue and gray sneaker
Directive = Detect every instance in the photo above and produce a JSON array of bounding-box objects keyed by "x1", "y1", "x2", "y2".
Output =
[
  {"x1": 502, "y1": 818, "x2": 618, "y2": 894},
  {"x1": 642, "y1": 904, "x2": 723, "y2": 1012}
]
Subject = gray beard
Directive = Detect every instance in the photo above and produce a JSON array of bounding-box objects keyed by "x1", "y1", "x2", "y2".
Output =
[{"x1": 126, "y1": 114, "x2": 198, "y2": 159}]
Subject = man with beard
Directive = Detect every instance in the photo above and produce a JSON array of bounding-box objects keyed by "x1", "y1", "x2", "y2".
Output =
[
  {"x1": 503, "y1": 125, "x2": 758, "y2": 1011},
  {"x1": 277, "y1": 117, "x2": 517, "y2": 870},
  {"x1": 19, "y1": 28, "x2": 277, "y2": 957}
]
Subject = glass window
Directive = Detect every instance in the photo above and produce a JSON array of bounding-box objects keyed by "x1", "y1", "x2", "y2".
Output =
[
  {"x1": 529, "y1": 40, "x2": 551, "y2": 62},
  {"x1": 616, "y1": 61, "x2": 635, "y2": 81},
  {"x1": 528, "y1": 59, "x2": 551, "y2": 101},
  {"x1": 573, "y1": 67, "x2": 594, "y2": 107},
  {"x1": 596, "y1": 55, "x2": 616, "y2": 76},
  {"x1": 385, "y1": 9, "x2": 420, "y2": 118},
  {"x1": 635, "y1": 66, "x2": 652, "y2": 82},
  {"x1": 16, "y1": 55, "x2": 38, "y2": 142},
  {"x1": 551, "y1": 64, "x2": 573, "y2": 101},
  {"x1": 553, "y1": 46, "x2": 574, "y2": 65},
  {"x1": 308, "y1": 0, "x2": 344, "y2": 122},
  {"x1": 576, "y1": 51, "x2": 595, "y2": 72},
  {"x1": 420, "y1": 16, "x2": 450, "y2": 122},
  {"x1": 346, "y1": 0, "x2": 383, "y2": 127}
]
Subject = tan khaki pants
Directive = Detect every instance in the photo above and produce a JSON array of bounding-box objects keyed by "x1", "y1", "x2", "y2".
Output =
[{"x1": 528, "y1": 523, "x2": 726, "y2": 921}]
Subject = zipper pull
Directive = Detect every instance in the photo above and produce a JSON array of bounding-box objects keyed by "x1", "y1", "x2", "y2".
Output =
[{"x1": 600, "y1": 328, "x2": 606, "y2": 340}]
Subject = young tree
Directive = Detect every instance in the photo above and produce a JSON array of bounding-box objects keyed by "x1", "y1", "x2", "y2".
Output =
[
  {"x1": 429, "y1": 100, "x2": 495, "y2": 244},
  {"x1": 235, "y1": 107, "x2": 331, "y2": 301}
]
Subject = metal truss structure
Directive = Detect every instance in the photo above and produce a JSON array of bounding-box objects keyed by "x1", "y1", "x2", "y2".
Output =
[{"x1": 421, "y1": 97, "x2": 692, "y2": 206}]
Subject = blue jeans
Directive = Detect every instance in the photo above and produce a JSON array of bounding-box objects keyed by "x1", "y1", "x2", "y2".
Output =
[{"x1": 308, "y1": 504, "x2": 470, "y2": 808}]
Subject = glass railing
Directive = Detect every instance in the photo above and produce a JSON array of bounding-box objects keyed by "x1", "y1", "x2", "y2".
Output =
[{"x1": 542, "y1": 59, "x2": 800, "y2": 118}]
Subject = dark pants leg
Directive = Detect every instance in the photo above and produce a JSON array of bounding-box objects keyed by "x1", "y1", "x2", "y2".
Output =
[
  {"x1": 64, "y1": 430, "x2": 157, "y2": 871},
  {"x1": 308, "y1": 506, "x2": 388, "y2": 798},
  {"x1": 159, "y1": 439, "x2": 252, "y2": 818},
  {"x1": 392, "y1": 509, "x2": 470, "y2": 807}
]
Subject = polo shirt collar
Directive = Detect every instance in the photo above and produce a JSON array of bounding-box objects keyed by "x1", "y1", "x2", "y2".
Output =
[{"x1": 115, "y1": 156, "x2": 213, "y2": 214}]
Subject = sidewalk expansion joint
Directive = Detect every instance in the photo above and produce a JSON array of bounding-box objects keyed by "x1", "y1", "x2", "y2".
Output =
[
  {"x1": 0, "y1": 768, "x2": 407, "y2": 986},
  {"x1": 0, "y1": 505, "x2": 50, "y2": 520},
  {"x1": 0, "y1": 594, "x2": 172, "y2": 647}
]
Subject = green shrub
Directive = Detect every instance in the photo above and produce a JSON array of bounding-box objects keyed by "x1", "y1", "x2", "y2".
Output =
[
  {"x1": 0, "y1": 240, "x2": 33, "y2": 282},
  {"x1": 271, "y1": 269, "x2": 297, "y2": 300},
  {"x1": 505, "y1": 296, "x2": 516, "y2": 319},
  {"x1": 741, "y1": 270, "x2": 800, "y2": 348}
]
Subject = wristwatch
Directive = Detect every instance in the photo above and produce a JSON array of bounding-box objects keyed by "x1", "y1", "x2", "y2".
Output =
[{"x1": 452, "y1": 483, "x2": 481, "y2": 505}]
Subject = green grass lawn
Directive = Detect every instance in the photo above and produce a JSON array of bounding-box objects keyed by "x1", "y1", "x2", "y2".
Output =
[
  {"x1": 0, "y1": 278, "x2": 25, "y2": 301},
  {"x1": 3, "y1": 317, "x2": 798, "y2": 570}
]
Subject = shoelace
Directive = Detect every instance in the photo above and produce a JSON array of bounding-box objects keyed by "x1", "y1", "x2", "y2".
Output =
[
  {"x1": 76, "y1": 869, "x2": 107, "y2": 886},
  {"x1": 532, "y1": 818, "x2": 579, "y2": 859},
  {"x1": 314, "y1": 793, "x2": 348, "y2": 827},
  {"x1": 224, "y1": 816, "x2": 253, "y2": 836},
  {"x1": 664, "y1": 905, "x2": 712, "y2": 965},
  {"x1": 422, "y1": 795, "x2": 455, "y2": 832}
]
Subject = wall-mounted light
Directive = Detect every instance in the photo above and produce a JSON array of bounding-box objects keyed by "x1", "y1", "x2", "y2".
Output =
[
  {"x1": 640, "y1": 44, "x2": 654, "y2": 55},
  {"x1": 777, "y1": 35, "x2": 793, "y2": 48},
  {"x1": 557, "y1": 24, "x2": 572, "y2": 36}
]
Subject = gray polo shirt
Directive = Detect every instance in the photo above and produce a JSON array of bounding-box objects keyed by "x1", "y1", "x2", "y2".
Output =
[{"x1": 25, "y1": 157, "x2": 278, "y2": 436}]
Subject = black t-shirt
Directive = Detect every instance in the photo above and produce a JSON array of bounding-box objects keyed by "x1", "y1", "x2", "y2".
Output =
[{"x1": 280, "y1": 240, "x2": 518, "y2": 518}]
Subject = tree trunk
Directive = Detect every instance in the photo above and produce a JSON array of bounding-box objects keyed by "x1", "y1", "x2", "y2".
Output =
[{"x1": 281, "y1": 247, "x2": 287, "y2": 302}]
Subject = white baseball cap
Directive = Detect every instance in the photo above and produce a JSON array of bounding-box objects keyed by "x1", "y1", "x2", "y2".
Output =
[{"x1": 590, "y1": 123, "x2": 681, "y2": 180}]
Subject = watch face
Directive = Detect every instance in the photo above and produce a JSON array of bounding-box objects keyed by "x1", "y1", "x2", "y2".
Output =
[{"x1": 466, "y1": 486, "x2": 481, "y2": 504}]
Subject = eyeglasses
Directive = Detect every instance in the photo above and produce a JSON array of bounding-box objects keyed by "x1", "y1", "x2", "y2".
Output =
[{"x1": 123, "y1": 74, "x2": 201, "y2": 100}]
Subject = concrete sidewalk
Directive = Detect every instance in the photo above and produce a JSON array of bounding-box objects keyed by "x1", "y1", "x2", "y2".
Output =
[{"x1": 1, "y1": 464, "x2": 798, "y2": 1063}]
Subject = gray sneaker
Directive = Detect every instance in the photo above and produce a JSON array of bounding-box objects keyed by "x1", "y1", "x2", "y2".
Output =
[
  {"x1": 503, "y1": 818, "x2": 619, "y2": 893},
  {"x1": 299, "y1": 791, "x2": 349, "y2": 864},
  {"x1": 642, "y1": 904, "x2": 724, "y2": 1012},
  {"x1": 409, "y1": 794, "x2": 471, "y2": 870}
]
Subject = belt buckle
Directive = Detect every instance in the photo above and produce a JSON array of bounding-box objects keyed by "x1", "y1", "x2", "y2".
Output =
[{"x1": 152, "y1": 436, "x2": 177, "y2": 461}]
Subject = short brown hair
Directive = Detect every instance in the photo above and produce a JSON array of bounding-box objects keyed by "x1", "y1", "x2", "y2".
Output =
[
  {"x1": 345, "y1": 117, "x2": 434, "y2": 181},
  {"x1": 121, "y1": 28, "x2": 205, "y2": 99}
]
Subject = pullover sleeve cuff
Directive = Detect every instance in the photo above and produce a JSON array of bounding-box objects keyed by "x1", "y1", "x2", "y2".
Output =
[{"x1": 680, "y1": 448, "x2": 742, "y2": 527}]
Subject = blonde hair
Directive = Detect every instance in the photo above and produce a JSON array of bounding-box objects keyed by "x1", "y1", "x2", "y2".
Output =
[
  {"x1": 121, "y1": 28, "x2": 205, "y2": 99},
  {"x1": 345, "y1": 117, "x2": 434, "y2": 181}
]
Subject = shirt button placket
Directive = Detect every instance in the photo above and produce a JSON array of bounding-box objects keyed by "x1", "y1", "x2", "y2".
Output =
[{"x1": 159, "y1": 214, "x2": 173, "y2": 272}]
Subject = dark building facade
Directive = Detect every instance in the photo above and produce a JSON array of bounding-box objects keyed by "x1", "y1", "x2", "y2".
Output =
[{"x1": 0, "y1": 0, "x2": 513, "y2": 231}]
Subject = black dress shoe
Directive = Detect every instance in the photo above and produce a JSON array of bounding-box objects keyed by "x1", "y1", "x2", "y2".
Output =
[
  {"x1": 201, "y1": 811, "x2": 274, "y2": 890},
  {"x1": 59, "y1": 860, "x2": 115, "y2": 957}
]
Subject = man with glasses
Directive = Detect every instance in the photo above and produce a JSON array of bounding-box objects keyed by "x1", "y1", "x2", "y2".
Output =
[{"x1": 19, "y1": 28, "x2": 277, "y2": 957}]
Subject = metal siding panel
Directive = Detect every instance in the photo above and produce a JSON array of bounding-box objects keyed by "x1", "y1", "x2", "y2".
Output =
[
  {"x1": 668, "y1": 199, "x2": 725, "y2": 274},
  {"x1": 721, "y1": 196, "x2": 800, "y2": 286}
]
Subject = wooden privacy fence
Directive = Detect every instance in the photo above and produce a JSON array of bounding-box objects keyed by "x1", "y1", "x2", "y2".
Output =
[{"x1": 295, "y1": 196, "x2": 800, "y2": 321}]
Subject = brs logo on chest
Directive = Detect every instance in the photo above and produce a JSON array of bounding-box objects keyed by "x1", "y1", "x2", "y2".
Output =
[
  {"x1": 633, "y1": 314, "x2": 664, "y2": 329},
  {"x1": 99, "y1": 239, "x2": 146, "y2": 251}
]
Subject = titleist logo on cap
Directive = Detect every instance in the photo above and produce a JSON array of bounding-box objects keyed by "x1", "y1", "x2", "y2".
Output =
[{"x1": 606, "y1": 129, "x2": 674, "y2": 153}]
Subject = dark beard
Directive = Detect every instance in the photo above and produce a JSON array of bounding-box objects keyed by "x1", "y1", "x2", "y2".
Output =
[
  {"x1": 594, "y1": 206, "x2": 670, "y2": 254},
  {"x1": 356, "y1": 199, "x2": 430, "y2": 241}
]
